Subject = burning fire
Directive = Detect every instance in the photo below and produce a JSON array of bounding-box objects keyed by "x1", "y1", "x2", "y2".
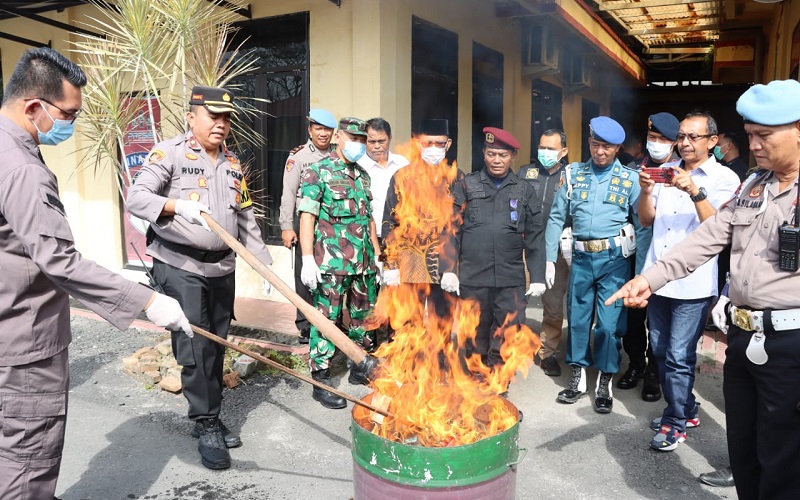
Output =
[{"x1": 360, "y1": 141, "x2": 541, "y2": 447}]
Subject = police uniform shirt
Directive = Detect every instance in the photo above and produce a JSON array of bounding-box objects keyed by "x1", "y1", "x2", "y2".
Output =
[
  {"x1": 642, "y1": 169, "x2": 799, "y2": 310},
  {"x1": 278, "y1": 139, "x2": 330, "y2": 231},
  {"x1": 450, "y1": 169, "x2": 545, "y2": 286},
  {"x1": 545, "y1": 159, "x2": 641, "y2": 262},
  {"x1": 0, "y1": 115, "x2": 153, "y2": 366},
  {"x1": 127, "y1": 131, "x2": 272, "y2": 277}
]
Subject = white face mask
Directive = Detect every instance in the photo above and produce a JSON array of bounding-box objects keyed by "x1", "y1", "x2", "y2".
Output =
[
  {"x1": 421, "y1": 146, "x2": 447, "y2": 165},
  {"x1": 646, "y1": 140, "x2": 674, "y2": 161}
]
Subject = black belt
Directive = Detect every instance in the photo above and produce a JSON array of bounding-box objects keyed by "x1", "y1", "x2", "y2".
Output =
[{"x1": 149, "y1": 230, "x2": 232, "y2": 264}]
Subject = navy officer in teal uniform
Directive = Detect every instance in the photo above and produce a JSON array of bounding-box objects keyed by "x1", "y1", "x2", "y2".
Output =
[{"x1": 545, "y1": 116, "x2": 640, "y2": 414}]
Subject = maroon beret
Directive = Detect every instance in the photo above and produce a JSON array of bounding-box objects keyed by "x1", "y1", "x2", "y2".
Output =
[{"x1": 483, "y1": 127, "x2": 520, "y2": 151}]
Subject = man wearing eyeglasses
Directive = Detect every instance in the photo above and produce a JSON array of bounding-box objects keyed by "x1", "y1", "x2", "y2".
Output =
[
  {"x1": 607, "y1": 79, "x2": 800, "y2": 499},
  {"x1": 546, "y1": 116, "x2": 640, "y2": 414},
  {"x1": 381, "y1": 119, "x2": 462, "y2": 327},
  {"x1": 517, "y1": 129, "x2": 570, "y2": 377},
  {"x1": 636, "y1": 112, "x2": 740, "y2": 452},
  {"x1": 446, "y1": 127, "x2": 545, "y2": 376},
  {"x1": 0, "y1": 48, "x2": 192, "y2": 497}
]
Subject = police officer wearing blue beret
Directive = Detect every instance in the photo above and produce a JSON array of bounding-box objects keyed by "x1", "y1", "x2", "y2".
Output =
[
  {"x1": 546, "y1": 116, "x2": 641, "y2": 413},
  {"x1": 617, "y1": 111, "x2": 681, "y2": 402},
  {"x1": 445, "y1": 127, "x2": 545, "y2": 373},
  {"x1": 607, "y1": 79, "x2": 800, "y2": 499}
]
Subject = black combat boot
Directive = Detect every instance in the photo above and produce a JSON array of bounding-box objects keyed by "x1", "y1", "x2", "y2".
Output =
[
  {"x1": 196, "y1": 417, "x2": 231, "y2": 470},
  {"x1": 594, "y1": 372, "x2": 614, "y2": 414},
  {"x1": 557, "y1": 366, "x2": 587, "y2": 404},
  {"x1": 298, "y1": 328, "x2": 310, "y2": 345},
  {"x1": 191, "y1": 419, "x2": 241, "y2": 448},
  {"x1": 348, "y1": 355, "x2": 379, "y2": 386},
  {"x1": 312, "y1": 369, "x2": 346, "y2": 409},
  {"x1": 616, "y1": 362, "x2": 645, "y2": 390},
  {"x1": 642, "y1": 364, "x2": 662, "y2": 402}
]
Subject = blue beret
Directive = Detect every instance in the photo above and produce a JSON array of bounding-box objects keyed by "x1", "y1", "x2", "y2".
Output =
[
  {"x1": 483, "y1": 127, "x2": 520, "y2": 150},
  {"x1": 737, "y1": 80, "x2": 800, "y2": 126},
  {"x1": 589, "y1": 116, "x2": 625, "y2": 145},
  {"x1": 648, "y1": 112, "x2": 680, "y2": 141},
  {"x1": 308, "y1": 109, "x2": 337, "y2": 129}
]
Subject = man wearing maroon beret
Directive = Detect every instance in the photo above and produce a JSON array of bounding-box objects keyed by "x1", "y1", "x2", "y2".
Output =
[{"x1": 445, "y1": 127, "x2": 546, "y2": 375}]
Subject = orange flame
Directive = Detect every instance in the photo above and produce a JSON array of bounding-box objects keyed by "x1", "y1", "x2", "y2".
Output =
[{"x1": 362, "y1": 140, "x2": 541, "y2": 447}]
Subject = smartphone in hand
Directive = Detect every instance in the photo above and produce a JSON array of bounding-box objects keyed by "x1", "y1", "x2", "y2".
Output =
[{"x1": 641, "y1": 167, "x2": 674, "y2": 184}]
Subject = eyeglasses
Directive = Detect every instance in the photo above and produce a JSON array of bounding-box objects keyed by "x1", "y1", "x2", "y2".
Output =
[
  {"x1": 485, "y1": 151, "x2": 512, "y2": 160},
  {"x1": 29, "y1": 98, "x2": 82, "y2": 124},
  {"x1": 676, "y1": 133, "x2": 712, "y2": 143},
  {"x1": 420, "y1": 140, "x2": 448, "y2": 148}
]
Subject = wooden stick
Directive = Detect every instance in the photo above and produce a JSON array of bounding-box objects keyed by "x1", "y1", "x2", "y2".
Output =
[
  {"x1": 190, "y1": 324, "x2": 390, "y2": 418},
  {"x1": 201, "y1": 212, "x2": 367, "y2": 364}
]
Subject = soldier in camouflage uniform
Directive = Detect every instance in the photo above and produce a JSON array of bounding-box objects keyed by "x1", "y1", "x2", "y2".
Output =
[{"x1": 297, "y1": 117, "x2": 380, "y2": 409}]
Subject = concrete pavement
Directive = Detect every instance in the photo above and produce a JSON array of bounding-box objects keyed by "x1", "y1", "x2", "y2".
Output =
[{"x1": 56, "y1": 298, "x2": 735, "y2": 499}]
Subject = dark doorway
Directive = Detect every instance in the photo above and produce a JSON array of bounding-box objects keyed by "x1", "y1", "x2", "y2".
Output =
[
  {"x1": 581, "y1": 98, "x2": 600, "y2": 162},
  {"x1": 531, "y1": 79, "x2": 563, "y2": 163},
  {"x1": 472, "y1": 42, "x2": 504, "y2": 172},
  {"x1": 411, "y1": 16, "x2": 458, "y2": 163},
  {"x1": 230, "y1": 12, "x2": 309, "y2": 244}
]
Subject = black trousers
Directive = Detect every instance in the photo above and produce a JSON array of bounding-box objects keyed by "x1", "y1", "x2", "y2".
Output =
[
  {"x1": 153, "y1": 260, "x2": 235, "y2": 420},
  {"x1": 293, "y1": 223, "x2": 313, "y2": 333},
  {"x1": 460, "y1": 285, "x2": 527, "y2": 367},
  {"x1": 724, "y1": 324, "x2": 800, "y2": 500},
  {"x1": 622, "y1": 306, "x2": 656, "y2": 371}
]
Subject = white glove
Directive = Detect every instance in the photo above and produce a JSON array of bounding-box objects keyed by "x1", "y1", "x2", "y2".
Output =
[
  {"x1": 440, "y1": 272, "x2": 460, "y2": 296},
  {"x1": 262, "y1": 277, "x2": 272, "y2": 296},
  {"x1": 545, "y1": 262, "x2": 556, "y2": 289},
  {"x1": 526, "y1": 283, "x2": 546, "y2": 297},
  {"x1": 301, "y1": 255, "x2": 322, "y2": 290},
  {"x1": 174, "y1": 199, "x2": 211, "y2": 231},
  {"x1": 383, "y1": 268, "x2": 400, "y2": 287},
  {"x1": 375, "y1": 258, "x2": 384, "y2": 285},
  {"x1": 712, "y1": 295, "x2": 730, "y2": 334},
  {"x1": 145, "y1": 292, "x2": 193, "y2": 337}
]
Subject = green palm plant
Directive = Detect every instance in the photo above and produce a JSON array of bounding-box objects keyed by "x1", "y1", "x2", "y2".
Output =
[{"x1": 71, "y1": 0, "x2": 266, "y2": 204}]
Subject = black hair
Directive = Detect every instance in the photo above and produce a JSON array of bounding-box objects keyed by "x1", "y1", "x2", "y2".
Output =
[
  {"x1": 685, "y1": 111, "x2": 719, "y2": 136},
  {"x1": 366, "y1": 117, "x2": 392, "y2": 138},
  {"x1": 542, "y1": 128, "x2": 567, "y2": 148},
  {"x1": 719, "y1": 131, "x2": 741, "y2": 151},
  {"x1": 3, "y1": 47, "x2": 87, "y2": 105}
]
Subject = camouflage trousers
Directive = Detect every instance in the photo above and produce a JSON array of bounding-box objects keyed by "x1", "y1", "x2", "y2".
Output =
[{"x1": 309, "y1": 272, "x2": 378, "y2": 371}]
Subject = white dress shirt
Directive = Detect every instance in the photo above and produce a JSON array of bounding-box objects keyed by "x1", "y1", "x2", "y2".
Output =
[
  {"x1": 358, "y1": 152, "x2": 409, "y2": 237},
  {"x1": 642, "y1": 156, "x2": 741, "y2": 299}
]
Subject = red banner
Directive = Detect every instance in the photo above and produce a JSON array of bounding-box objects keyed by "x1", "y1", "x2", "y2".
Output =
[{"x1": 121, "y1": 96, "x2": 160, "y2": 266}]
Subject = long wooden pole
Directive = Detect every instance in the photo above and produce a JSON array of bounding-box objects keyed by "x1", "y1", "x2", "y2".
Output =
[
  {"x1": 190, "y1": 325, "x2": 389, "y2": 417},
  {"x1": 201, "y1": 212, "x2": 367, "y2": 364}
]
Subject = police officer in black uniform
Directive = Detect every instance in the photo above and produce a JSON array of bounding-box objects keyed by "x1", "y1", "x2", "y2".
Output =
[{"x1": 444, "y1": 127, "x2": 546, "y2": 369}]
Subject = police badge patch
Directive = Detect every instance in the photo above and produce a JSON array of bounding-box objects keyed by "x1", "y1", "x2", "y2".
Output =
[
  {"x1": 749, "y1": 185, "x2": 764, "y2": 198},
  {"x1": 286, "y1": 159, "x2": 295, "y2": 172},
  {"x1": 146, "y1": 149, "x2": 165, "y2": 163},
  {"x1": 526, "y1": 169, "x2": 539, "y2": 179}
]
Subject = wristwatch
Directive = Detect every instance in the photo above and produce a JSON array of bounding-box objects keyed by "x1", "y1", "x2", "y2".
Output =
[{"x1": 690, "y1": 187, "x2": 708, "y2": 202}]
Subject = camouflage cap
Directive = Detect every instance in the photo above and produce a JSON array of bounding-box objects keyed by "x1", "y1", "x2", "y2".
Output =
[
  {"x1": 338, "y1": 117, "x2": 368, "y2": 136},
  {"x1": 189, "y1": 85, "x2": 236, "y2": 114}
]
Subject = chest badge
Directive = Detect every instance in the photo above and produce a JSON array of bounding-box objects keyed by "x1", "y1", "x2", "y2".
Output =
[
  {"x1": 749, "y1": 185, "x2": 764, "y2": 198},
  {"x1": 185, "y1": 153, "x2": 198, "y2": 161},
  {"x1": 233, "y1": 179, "x2": 241, "y2": 190},
  {"x1": 526, "y1": 169, "x2": 538, "y2": 179},
  {"x1": 198, "y1": 177, "x2": 207, "y2": 188},
  {"x1": 581, "y1": 191, "x2": 588, "y2": 200},
  {"x1": 189, "y1": 192, "x2": 200, "y2": 202}
]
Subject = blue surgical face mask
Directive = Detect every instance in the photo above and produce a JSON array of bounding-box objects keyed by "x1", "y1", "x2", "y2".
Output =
[
  {"x1": 341, "y1": 139, "x2": 366, "y2": 163},
  {"x1": 713, "y1": 145, "x2": 725, "y2": 161},
  {"x1": 537, "y1": 149, "x2": 561, "y2": 168},
  {"x1": 33, "y1": 103, "x2": 75, "y2": 146}
]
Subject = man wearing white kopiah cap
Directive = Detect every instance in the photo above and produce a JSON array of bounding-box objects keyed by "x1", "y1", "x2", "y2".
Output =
[
  {"x1": 606, "y1": 79, "x2": 800, "y2": 500},
  {"x1": 279, "y1": 108, "x2": 335, "y2": 343}
]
